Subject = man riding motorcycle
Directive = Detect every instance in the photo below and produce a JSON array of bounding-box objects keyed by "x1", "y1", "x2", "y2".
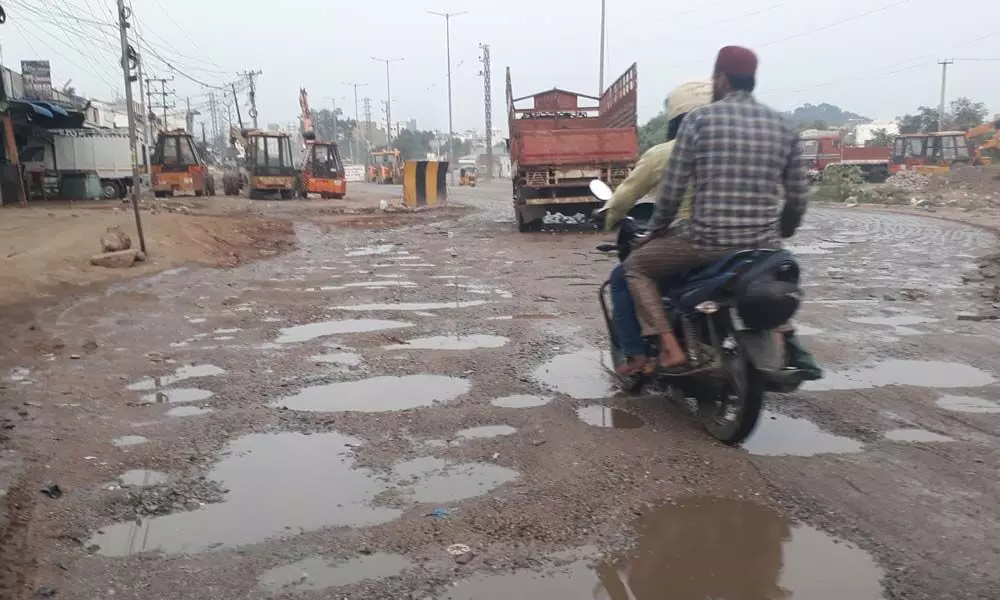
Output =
[
  {"x1": 624, "y1": 45, "x2": 820, "y2": 376},
  {"x1": 597, "y1": 80, "x2": 713, "y2": 375}
]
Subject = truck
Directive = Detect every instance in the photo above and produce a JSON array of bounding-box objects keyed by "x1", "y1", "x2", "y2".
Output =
[
  {"x1": 21, "y1": 128, "x2": 136, "y2": 199},
  {"x1": 506, "y1": 64, "x2": 638, "y2": 231},
  {"x1": 798, "y1": 130, "x2": 890, "y2": 183}
]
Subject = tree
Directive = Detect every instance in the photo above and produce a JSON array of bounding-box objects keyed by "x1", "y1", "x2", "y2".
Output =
[
  {"x1": 638, "y1": 112, "x2": 669, "y2": 154},
  {"x1": 950, "y1": 97, "x2": 989, "y2": 131},
  {"x1": 801, "y1": 120, "x2": 829, "y2": 132},
  {"x1": 869, "y1": 128, "x2": 896, "y2": 147},
  {"x1": 897, "y1": 106, "x2": 941, "y2": 134},
  {"x1": 393, "y1": 129, "x2": 435, "y2": 160},
  {"x1": 310, "y1": 108, "x2": 357, "y2": 146}
]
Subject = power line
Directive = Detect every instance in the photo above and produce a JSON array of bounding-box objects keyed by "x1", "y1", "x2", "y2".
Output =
[{"x1": 756, "y1": 0, "x2": 912, "y2": 49}]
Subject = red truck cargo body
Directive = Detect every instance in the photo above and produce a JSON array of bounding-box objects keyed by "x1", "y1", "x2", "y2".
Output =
[
  {"x1": 506, "y1": 64, "x2": 638, "y2": 231},
  {"x1": 798, "y1": 131, "x2": 890, "y2": 182}
]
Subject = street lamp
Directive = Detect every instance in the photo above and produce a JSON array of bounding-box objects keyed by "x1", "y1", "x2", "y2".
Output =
[
  {"x1": 370, "y1": 57, "x2": 402, "y2": 147},
  {"x1": 428, "y1": 10, "x2": 467, "y2": 184}
]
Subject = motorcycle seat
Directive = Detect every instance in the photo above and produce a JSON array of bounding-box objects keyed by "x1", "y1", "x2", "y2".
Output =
[{"x1": 660, "y1": 248, "x2": 791, "y2": 310}]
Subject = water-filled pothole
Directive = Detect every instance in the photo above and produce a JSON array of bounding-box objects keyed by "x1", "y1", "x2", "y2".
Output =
[
  {"x1": 273, "y1": 375, "x2": 469, "y2": 413},
  {"x1": 442, "y1": 497, "x2": 884, "y2": 599},
  {"x1": 126, "y1": 364, "x2": 225, "y2": 391},
  {"x1": 576, "y1": 405, "x2": 644, "y2": 429},
  {"x1": 806, "y1": 360, "x2": 995, "y2": 391},
  {"x1": 259, "y1": 553, "x2": 412, "y2": 592},
  {"x1": 310, "y1": 352, "x2": 363, "y2": 366},
  {"x1": 332, "y1": 301, "x2": 488, "y2": 311},
  {"x1": 742, "y1": 412, "x2": 864, "y2": 456},
  {"x1": 118, "y1": 469, "x2": 168, "y2": 487},
  {"x1": 88, "y1": 432, "x2": 401, "y2": 556},
  {"x1": 936, "y1": 395, "x2": 1000, "y2": 413},
  {"x1": 533, "y1": 349, "x2": 613, "y2": 400},
  {"x1": 140, "y1": 388, "x2": 214, "y2": 404},
  {"x1": 456, "y1": 425, "x2": 517, "y2": 439},
  {"x1": 884, "y1": 428, "x2": 954, "y2": 443},
  {"x1": 166, "y1": 406, "x2": 214, "y2": 418},
  {"x1": 491, "y1": 394, "x2": 552, "y2": 408},
  {"x1": 111, "y1": 435, "x2": 149, "y2": 447},
  {"x1": 392, "y1": 456, "x2": 519, "y2": 503},
  {"x1": 385, "y1": 335, "x2": 508, "y2": 351},
  {"x1": 276, "y1": 319, "x2": 412, "y2": 344}
]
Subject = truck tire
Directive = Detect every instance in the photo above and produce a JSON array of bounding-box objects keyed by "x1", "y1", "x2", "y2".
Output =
[
  {"x1": 516, "y1": 207, "x2": 529, "y2": 232},
  {"x1": 102, "y1": 180, "x2": 122, "y2": 200},
  {"x1": 154, "y1": 190, "x2": 168, "y2": 198}
]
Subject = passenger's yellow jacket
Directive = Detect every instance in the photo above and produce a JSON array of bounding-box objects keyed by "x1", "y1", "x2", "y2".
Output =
[{"x1": 601, "y1": 140, "x2": 676, "y2": 230}]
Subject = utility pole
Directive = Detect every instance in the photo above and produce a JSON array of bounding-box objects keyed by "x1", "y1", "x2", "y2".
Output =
[
  {"x1": 344, "y1": 81, "x2": 367, "y2": 162},
  {"x1": 115, "y1": 0, "x2": 147, "y2": 254},
  {"x1": 208, "y1": 91, "x2": 219, "y2": 149},
  {"x1": 145, "y1": 76, "x2": 174, "y2": 131},
  {"x1": 184, "y1": 96, "x2": 200, "y2": 133},
  {"x1": 598, "y1": 0, "x2": 606, "y2": 93},
  {"x1": 370, "y1": 57, "x2": 402, "y2": 147},
  {"x1": 937, "y1": 59, "x2": 953, "y2": 133},
  {"x1": 238, "y1": 69, "x2": 262, "y2": 128},
  {"x1": 201, "y1": 122, "x2": 207, "y2": 145},
  {"x1": 331, "y1": 97, "x2": 338, "y2": 145},
  {"x1": 134, "y1": 45, "x2": 151, "y2": 179},
  {"x1": 362, "y1": 96, "x2": 373, "y2": 150},
  {"x1": 429, "y1": 10, "x2": 466, "y2": 184},
  {"x1": 478, "y1": 43, "x2": 493, "y2": 181}
]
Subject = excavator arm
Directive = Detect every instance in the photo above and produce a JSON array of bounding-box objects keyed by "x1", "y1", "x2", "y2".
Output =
[{"x1": 299, "y1": 88, "x2": 316, "y2": 141}]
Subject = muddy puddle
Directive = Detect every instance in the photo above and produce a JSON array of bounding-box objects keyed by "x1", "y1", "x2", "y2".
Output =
[
  {"x1": 273, "y1": 375, "x2": 469, "y2": 413},
  {"x1": 111, "y1": 435, "x2": 149, "y2": 447},
  {"x1": 126, "y1": 364, "x2": 225, "y2": 391},
  {"x1": 806, "y1": 359, "x2": 995, "y2": 391},
  {"x1": 310, "y1": 352, "x2": 363, "y2": 366},
  {"x1": 491, "y1": 394, "x2": 552, "y2": 408},
  {"x1": 576, "y1": 405, "x2": 644, "y2": 429},
  {"x1": 259, "y1": 553, "x2": 412, "y2": 592},
  {"x1": 393, "y1": 457, "x2": 519, "y2": 503},
  {"x1": 936, "y1": 395, "x2": 1000, "y2": 413},
  {"x1": 533, "y1": 349, "x2": 613, "y2": 400},
  {"x1": 276, "y1": 319, "x2": 412, "y2": 344},
  {"x1": 88, "y1": 432, "x2": 401, "y2": 556},
  {"x1": 332, "y1": 300, "x2": 488, "y2": 311},
  {"x1": 456, "y1": 425, "x2": 517, "y2": 439},
  {"x1": 140, "y1": 388, "x2": 214, "y2": 404},
  {"x1": 884, "y1": 428, "x2": 954, "y2": 443},
  {"x1": 742, "y1": 412, "x2": 864, "y2": 456},
  {"x1": 384, "y1": 334, "x2": 508, "y2": 351},
  {"x1": 443, "y1": 497, "x2": 883, "y2": 600},
  {"x1": 118, "y1": 469, "x2": 168, "y2": 487},
  {"x1": 166, "y1": 406, "x2": 214, "y2": 418}
]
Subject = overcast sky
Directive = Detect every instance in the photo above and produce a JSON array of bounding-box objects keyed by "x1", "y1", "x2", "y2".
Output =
[{"x1": 2, "y1": 0, "x2": 998, "y2": 134}]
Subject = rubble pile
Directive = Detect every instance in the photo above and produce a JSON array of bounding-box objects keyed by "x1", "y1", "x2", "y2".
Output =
[{"x1": 884, "y1": 171, "x2": 930, "y2": 192}]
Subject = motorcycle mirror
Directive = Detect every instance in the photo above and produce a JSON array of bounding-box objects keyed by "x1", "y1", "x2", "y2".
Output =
[{"x1": 589, "y1": 179, "x2": 613, "y2": 202}]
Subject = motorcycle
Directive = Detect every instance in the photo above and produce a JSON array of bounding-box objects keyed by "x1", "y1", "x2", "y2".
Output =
[{"x1": 590, "y1": 180, "x2": 809, "y2": 445}]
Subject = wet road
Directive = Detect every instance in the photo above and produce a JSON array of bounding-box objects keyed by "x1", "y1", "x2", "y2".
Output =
[{"x1": 3, "y1": 182, "x2": 1000, "y2": 599}]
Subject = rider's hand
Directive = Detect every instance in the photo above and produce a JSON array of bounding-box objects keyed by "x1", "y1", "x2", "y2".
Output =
[{"x1": 631, "y1": 234, "x2": 651, "y2": 248}]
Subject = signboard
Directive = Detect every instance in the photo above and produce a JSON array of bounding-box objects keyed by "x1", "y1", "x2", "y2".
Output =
[{"x1": 21, "y1": 60, "x2": 52, "y2": 100}]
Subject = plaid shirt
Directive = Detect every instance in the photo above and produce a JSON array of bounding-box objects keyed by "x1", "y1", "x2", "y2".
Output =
[{"x1": 649, "y1": 91, "x2": 809, "y2": 248}]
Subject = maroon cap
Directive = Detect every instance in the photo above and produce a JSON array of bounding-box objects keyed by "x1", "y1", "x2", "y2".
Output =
[{"x1": 714, "y1": 46, "x2": 758, "y2": 76}]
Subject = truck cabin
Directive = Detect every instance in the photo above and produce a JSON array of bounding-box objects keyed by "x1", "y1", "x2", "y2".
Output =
[
  {"x1": 892, "y1": 132, "x2": 970, "y2": 166},
  {"x1": 797, "y1": 131, "x2": 841, "y2": 171},
  {"x1": 248, "y1": 133, "x2": 296, "y2": 176},
  {"x1": 305, "y1": 142, "x2": 344, "y2": 179},
  {"x1": 153, "y1": 131, "x2": 203, "y2": 172}
]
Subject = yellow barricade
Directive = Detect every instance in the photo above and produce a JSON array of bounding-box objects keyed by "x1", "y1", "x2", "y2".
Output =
[{"x1": 402, "y1": 160, "x2": 449, "y2": 207}]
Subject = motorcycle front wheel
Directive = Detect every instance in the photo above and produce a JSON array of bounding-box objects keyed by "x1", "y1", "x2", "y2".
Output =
[{"x1": 696, "y1": 346, "x2": 764, "y2": 445}]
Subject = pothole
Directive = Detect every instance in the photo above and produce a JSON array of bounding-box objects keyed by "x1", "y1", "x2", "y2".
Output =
[
  {"x1": 443, "y1": 497, "x2": 884, "y2": 599},
  {"x1": 384, "y1": 335, "x2": 508, "y2": 351},
  {"x1": 272, "y1": 375, "x2": 470, "y2": 413},
  {"x1": 126, "y1": 364, "x2": 225, "y2": 391},
  {"x1": 309, "y1": 352, "x2": 363, "y2": 366},
  {"x1": 742, "y1": 412, "x2": 864, "y2": 456},
  {"x1": 118, "y1": 469, "x2": 168, "y2": 487},
  {"x1": 392, "y1": 457, "x2": 519, "y2": 503},
  {"x1": 936, "y1": 395, "x2": 1000, "y2": 413},
  {"x1": 491, "y1": 395, "x2": 552, "y2": 408},
  {"x1": 456, "y1": 425, "x2": 517, "y2": 439},
  {"x1": 140, "y1": 388, "x2": 214, "y2": 404},
  {"x1": 533, "y1": 349, "x2": 613, "y2": 400},
  {"x1": 276, "y1": 319, "x2": 412, "y2": 344},
  {"x1": 332, "y1": 301, "x2": 489, "y2": 311},
  {"x1": 166, "y1": 406, "x2": 215, "y2": 418},
  {"x1": 805, "y1": 360, "x2": 995, "y2": 391},
  {"x1": 576, "y1": 405, "x2": 644, "y2": 429},
  {"x1": 111, "y1": 435, "x2": 149, "y2": 447},
  {"x1": 87, "y1": 432, "x2": 401, "y2": 556},
  {"x1": 259, "y1": 553, "x2": 412, "y2": 592}
]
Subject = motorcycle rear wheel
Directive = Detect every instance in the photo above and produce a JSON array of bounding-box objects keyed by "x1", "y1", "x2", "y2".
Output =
[{"x1": 696, "y1": 347, "x2": 764, "y2": 445}]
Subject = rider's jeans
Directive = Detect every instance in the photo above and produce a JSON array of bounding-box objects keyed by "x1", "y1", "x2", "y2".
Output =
[{"x1": 610, "y1": 264, "x2": 646, "y2": 357}]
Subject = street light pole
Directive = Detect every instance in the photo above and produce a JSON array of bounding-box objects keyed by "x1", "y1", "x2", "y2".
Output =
[
  {"x1": 344, "y1": 81, "x2": 367, "y2": 162},
  {"x1": 370, "y1": 57, "x2": 402, "y2": 147},
  {"x1": 429, "y1": 10, "x2": 467, "y2": 185}
]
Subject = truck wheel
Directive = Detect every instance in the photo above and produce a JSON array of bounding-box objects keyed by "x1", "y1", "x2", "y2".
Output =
[
  {"x1": 154, "y1": 190, "x2": 167, "y2": 198},
  {"x1": 195, "y1": 189, "x2": 204, "y2": 197},
  {"x1": 102, "y1": 180, "x2": 122, "y2": 200}
]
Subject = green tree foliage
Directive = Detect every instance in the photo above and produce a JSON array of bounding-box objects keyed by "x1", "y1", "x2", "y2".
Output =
[
  {"x1": 392, "y1": 129, "x2": 435, "y2": 160},
  {"x1": 638, "y1": 112, "x2": 668, "y2": 154},
  {"x1": 789, "y1": 103, "x2": 868, "y2": 127},
  {"x1": 868, "y1": 128, "x2": 896, "y2": 147},
  {"x1": 897, "y1": 106, "x2": 941, "y2": 134},
  {"x1": 949, "y1": 97, "x2": 990, "y2": 131},
  {"x1": 310, "y1": 109, "x2": 357, "y2": 145}
]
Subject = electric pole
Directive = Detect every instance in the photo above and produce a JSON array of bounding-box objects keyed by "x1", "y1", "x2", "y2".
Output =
[
  {"x1": 331, "y1": 97, "x2": 338, "y2": 145},
  {"x1": 344, "y1": 81, "x2": 367, "y2": 162},
  {"x1": 238, "y1": 69, "x2": 262, "y2": 128},
  {"x1": 370, "y1": 57, "x2": 402, "y2": 147},
  {"x1": 208, "y1": 91, "x2": 219, "y2": 150},
  {"x1": 478, "y1": 43, "x2": 493, "y2": 181},
  {"x1": 598, "y1": 0, "x2": 606, "y2": 93},
  {"x1": 145, "y1": 76, "x2": 174, "y2": 131},
  {"x1": 937, "y1": 59, "x2": 953, "y2": 133},
  {"x1": 363, "y1": 96, "x2": 373, "y2": 150},
  {"x1": 184, "y1": 97, "x2": 200, "y2": 133},
  {"x1": 115, "y1": 0, "x2": 147, "y2": 253},
  {"x1": 429, "y1": 10, "x2": 466, "y2": 184},
  {"x1": 134, "y1": 43, "x2": 151, "y2": 179}
]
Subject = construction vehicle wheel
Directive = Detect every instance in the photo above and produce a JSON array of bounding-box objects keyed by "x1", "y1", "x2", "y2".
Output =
[
  {"x1": 195, "y1": 190, "x2": 204, "y2": 197},
  {"x1": 332, "y1": 193, "x2": 345, "y2": 199},
  {"x1": 154, "y1": 191, "x2": 167, "y2": 198},
  {"x1": 280, "y1": 190, "x2": 295, "y2": 200},
  {"x1": 516, "y1": 208, "x2": 529, "y2": 233}
]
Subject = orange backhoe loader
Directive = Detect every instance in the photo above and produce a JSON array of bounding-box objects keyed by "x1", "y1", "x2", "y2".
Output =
[
  {"x1": 297, "y1": 88, "x2": 346, "y2": 199},
  {"x1": 151, "y1": 129, "x2": 215, "y2": 197}
]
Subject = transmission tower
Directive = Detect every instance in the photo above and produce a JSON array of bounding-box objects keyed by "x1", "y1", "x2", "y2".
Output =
[
  {"x1": 208, "y1": 91, "x2": 220, "y2": 149},
  {"x1": 362, "y1": 96, "x2": 374, "y2": 150},
  {"x1": 478, "y1": 43, "x2": 493, "y2": 181},
  {"x1": 145, "y1": 76, "x2": 174, "y2": 130}
]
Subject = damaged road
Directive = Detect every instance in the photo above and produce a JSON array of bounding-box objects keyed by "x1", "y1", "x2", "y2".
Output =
[{"x1": 2, "y1": 182, "x2": 999, "y2": 600}]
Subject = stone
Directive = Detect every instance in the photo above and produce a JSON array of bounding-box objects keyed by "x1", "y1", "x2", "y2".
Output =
[
  {"x1": 90, "y1": 250, "x2": 138, "y2": 269},
  {"x1": 100, "y1": 227, "x2": 132, "y2": 252}
]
